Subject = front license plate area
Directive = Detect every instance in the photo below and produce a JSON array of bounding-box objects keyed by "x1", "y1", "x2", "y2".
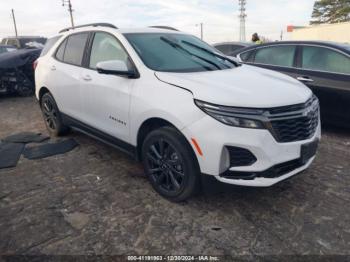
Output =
[{"x1": 300, "y1": 139, "x2": 319, "y2": 164}]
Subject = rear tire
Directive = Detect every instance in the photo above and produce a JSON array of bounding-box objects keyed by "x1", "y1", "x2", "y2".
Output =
[
  {"x1": 40, "y1": 92, "x2": 69, "y2": 137},
  {"x1": 141, "y1": 126, "x2": 200, "y2": 202}
]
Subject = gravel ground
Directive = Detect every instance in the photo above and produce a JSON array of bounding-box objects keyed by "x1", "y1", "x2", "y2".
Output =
[{"x1": 0, "y1": 96, "x2": 349, "y2": 258}]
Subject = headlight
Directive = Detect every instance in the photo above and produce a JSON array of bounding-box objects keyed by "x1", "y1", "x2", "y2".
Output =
[{"x1": 194, "y1": 100, "x2": 266, "y2": 129}]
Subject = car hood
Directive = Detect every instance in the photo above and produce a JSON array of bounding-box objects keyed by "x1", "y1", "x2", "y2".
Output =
[{"x1": 155, "y1": 65, "x2": 312, "y2": 108}]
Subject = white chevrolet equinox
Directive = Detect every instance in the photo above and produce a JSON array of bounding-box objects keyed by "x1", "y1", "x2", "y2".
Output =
[{"x1": 35, "y1": 23, "x2": 321, "y2": 201}]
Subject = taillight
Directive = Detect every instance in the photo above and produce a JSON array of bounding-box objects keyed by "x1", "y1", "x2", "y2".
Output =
[{"x1": 33, "y1": 60, "x2": 38, "y2": 71}]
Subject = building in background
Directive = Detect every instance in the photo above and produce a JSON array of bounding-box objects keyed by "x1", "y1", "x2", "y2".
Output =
[{"x1": 287, "y1": 22, "x2": 350, "y2": 43}]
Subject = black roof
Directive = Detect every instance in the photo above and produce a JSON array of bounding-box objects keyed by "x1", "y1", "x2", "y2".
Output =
[{"x1": 234, "y1": 40, "x2": 350, "y2": 55}]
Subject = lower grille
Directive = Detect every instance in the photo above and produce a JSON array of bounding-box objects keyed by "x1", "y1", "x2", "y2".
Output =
[
  {"x1": 257, "y1": 159, "x2": 303, "y2": 178},
  {"x1": 226, "y1": 146, "x2": 257, "y2": 167},
  {"x1": 220, "y1": 158, "x2": 304, "y2": 180}
]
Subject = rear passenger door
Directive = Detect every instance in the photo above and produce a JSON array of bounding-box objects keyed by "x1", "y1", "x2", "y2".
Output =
[
  {"x1": 297, "y1": 45, "x2": 350, "y2": 125},
  {"x1": 250, "y1": 45, "x2": 300, "y2": 79},
  {"x1": 49, "y1": 32, "x2": 90, "y2": 121}
]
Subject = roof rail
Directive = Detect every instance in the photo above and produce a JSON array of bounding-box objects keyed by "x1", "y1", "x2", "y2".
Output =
[
  {"x1": 149, "y1": 26, "x2": 179, "y2": 31},
  {"x1": 59, "y1": 23, "x2": 118, "y2": 33}
]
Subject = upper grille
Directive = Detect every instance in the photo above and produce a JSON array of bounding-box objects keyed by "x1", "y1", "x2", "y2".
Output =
[{"x1": 267, "y1": 96, "x2": 319, "y2": 143}]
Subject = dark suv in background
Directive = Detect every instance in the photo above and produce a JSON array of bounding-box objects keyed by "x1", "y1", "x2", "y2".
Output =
[
  {"x1": 213, "y1": 41, "x2": 253, "y2": 56},
  {"x1": 1, "y1": 36, "x2": 47, "y2": 49},
  {"x1": 234, "y1": 41, "x2": 350, "y2": 128}
]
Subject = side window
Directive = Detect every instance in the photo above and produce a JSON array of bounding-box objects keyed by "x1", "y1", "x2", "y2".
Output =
[
  {"x1": 55, "y1": 39, "x2": 67, "y2": 61},
  {"x1": 89, "y1": 32, "x2": 129, "y2": 69},
  {"x1": 7, "y1": 39, "x2": 19, "y2": 48},
  {"x1": 254, "y1": 45, "x2": 296, "y2": 67},
  {"x1": 239, "y1": 50, "x2": 255, "y2": 62},
  {"x1": 41, "y1": 36, "x2": 62, "y2": 57},
  {"x1": 63, "y1": 33, "x2": 89, "y2": 66},
  {"x1": 302, "y1": 46, "x2": 350, "y2": 74}
]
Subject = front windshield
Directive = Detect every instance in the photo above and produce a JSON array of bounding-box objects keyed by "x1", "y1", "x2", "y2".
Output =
[{"x1": 124, "y1": 33, "x2": 236, "y2": 73}]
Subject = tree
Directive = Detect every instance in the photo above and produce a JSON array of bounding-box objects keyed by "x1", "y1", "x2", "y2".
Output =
[{"x1": 310, "y1": 0, "x2": 350, "y2": 24}]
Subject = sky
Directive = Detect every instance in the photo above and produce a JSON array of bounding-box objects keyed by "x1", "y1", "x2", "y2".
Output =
[{"x1": 0, "y1": 0, "x2": 316, "y2": 43}]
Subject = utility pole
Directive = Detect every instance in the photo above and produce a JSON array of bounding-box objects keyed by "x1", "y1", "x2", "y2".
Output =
[
  {"x1": 62, "y1": 0, "x2": 75, "y2": 27},
  {"x1": 196, "y1": 23, "x2": 204, "y2": 40},
  {"x1": 11, "y1": 9, "x2": 18, "y2": 37},
  {"x1": 238, "y1": 0, "x2": 247, "y2": 42}
]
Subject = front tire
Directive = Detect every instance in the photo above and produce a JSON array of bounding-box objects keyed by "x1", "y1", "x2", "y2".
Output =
[
  {"x1": 141, "y1": 126, "x2": 200, "y2": 202},
  {"x1": 40, "y1": 92, "x2": 69, "y2": 137}
]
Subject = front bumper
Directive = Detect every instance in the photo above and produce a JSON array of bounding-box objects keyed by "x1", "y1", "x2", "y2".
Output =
[{"x1": 181, "y1": 115, "x2": 321, "y2": 187}]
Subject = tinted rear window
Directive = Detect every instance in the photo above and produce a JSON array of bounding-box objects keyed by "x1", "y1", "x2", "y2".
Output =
[
  {"x1": 302, "y1": 46, "x2": 350, "y2": 74},
  {"x1": 215, "y1": 44, "x2": 245, "y2": 56},
  {"x1": 40, "y1": 36, "x2": 62, "y2": 57},
  {"x1": 61, "y1": 33, "x2": 89, "y2": 66}
]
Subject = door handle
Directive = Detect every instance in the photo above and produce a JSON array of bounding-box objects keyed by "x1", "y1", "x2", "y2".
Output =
[
  {"x1": 50, "y1": 65, "x2": 56, "y2": 71},
  {"x1": 82, "y1": 75, "x2": 92, "y2": 81},
  {"x1": 297, "y1": 76, "x2": 314, "y2": 83}
]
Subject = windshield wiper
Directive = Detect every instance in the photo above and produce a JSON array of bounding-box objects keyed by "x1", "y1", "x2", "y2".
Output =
[
  {"x1": 160, "y1": 36, "x2": 222, "y2": 70},
  {"x1": 181, "y1": 40, "x2": 240, "y2": 67}
]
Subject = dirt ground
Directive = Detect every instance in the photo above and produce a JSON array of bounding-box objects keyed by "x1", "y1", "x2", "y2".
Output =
[{"x1": 0, "y1": 96, "x2": 349, "y2": 257}]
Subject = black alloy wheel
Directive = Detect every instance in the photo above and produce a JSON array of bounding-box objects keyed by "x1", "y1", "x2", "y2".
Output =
[
  {"x1": 142, "y1": 127, "x2": 200, "y2": 202},
  {"x1": 146, "y1": 138, "x2": 185, "y2": 193},
  {"x1": 42, "y1": 95, "x2": 58, "y2": 131},
  {"x1": 40, "y1": 92, "x2": 68, "y2": 136}
]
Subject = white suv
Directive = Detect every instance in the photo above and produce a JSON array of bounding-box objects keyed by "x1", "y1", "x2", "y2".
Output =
[{"x1": 35, "y1": 23, "x2": 321, "y2": 201}]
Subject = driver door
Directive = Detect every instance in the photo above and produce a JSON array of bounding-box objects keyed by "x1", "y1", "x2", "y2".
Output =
[{"x1": 80, "y1": 32, "x2": 136, "y2": 143}]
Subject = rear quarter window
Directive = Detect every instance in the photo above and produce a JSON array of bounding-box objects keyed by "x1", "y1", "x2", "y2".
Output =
[
  {"x1": 239, "y1": 50, "x2": 255, "y2": 62},
  {"x1": 55, "y1": 38, "x2": 67, "y2": 61},
  {"x1": 40, "y1": 36, "x2": 62, "y2": 57}
]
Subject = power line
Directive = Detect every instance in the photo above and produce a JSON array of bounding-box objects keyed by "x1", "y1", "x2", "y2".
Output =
[
  {"x1": 238, "y1": 0, "x2": 247, "y2": 42},
  {"x1": 62, "y1": 0, "x2": 75, "y2": 27}
]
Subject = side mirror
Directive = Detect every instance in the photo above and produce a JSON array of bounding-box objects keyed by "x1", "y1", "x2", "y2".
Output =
[{"x1": 96, "y1": 60, "x2": 138, "y2": 78}]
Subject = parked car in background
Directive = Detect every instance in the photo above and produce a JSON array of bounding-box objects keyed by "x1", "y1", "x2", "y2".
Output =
[
  {"x1": 0, "y1": 47, "x2": 42, "y2": 96},
  {"x1": 235, "y1": 41, "x2": 350, "y2": 127},
  {"x1": 0, "y1": 45, "x2": 17, "y2": 54},
  {"x1": 35, "y1": 23, "x2": 320, "y2": 201},
  {"x1": 213, "y1": 42, "x2": 253, "y2": 56},
  {"x1": 1, "y1": 36, "x2": 47, "y2": 49}
]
